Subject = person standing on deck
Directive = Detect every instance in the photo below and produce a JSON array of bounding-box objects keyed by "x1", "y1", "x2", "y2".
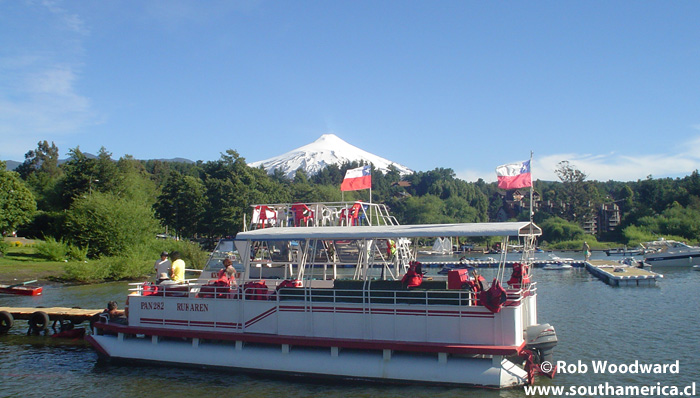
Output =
[
  {"x1": 154, "y1": 251, "x2": 171, "y2": 284},
  {"x1": 169, "y1": 251, "x2": 185, "y2": 283},
  {"x1": 582, "y1": 241, "x2": 591, "y2": 261}
]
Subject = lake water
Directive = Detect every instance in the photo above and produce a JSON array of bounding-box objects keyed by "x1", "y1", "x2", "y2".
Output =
[{"x1": 1, "y1": 251, "x2": 698, "y2": 398}]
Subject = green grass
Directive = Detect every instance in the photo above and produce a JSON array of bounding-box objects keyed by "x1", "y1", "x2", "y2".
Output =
[{"x1": 0, "y1": 245, "x2": 67, "y2": 284}]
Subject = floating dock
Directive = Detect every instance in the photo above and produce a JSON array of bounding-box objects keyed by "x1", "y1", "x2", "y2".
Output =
[
  {"x1": 585, "y1": 260, "x2": 662, "y2": 287},
  {"x1": 0, "y1": 306, "x2": 102, "y2": 334}
]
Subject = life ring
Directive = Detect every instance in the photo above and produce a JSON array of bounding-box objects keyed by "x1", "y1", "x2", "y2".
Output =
[
  {"x1": 0, "y1": 311, "x2": 13, "y2": 334},
  {"x1": 28, "y1": 311, "x2": 50, "y2": 334}
]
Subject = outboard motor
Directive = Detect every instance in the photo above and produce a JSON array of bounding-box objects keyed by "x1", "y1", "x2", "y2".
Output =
[{"x1": 525, "y1": 323, "x2": 558, "y2": 378}]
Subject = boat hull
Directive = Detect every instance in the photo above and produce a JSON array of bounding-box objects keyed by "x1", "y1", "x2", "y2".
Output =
[
  {"x1": 0, "y1": 285, "x2": 43, "y2": 296},
  {"x1": 87, "y1": 332, "x2": 527, "y2": 388},
  {"x1": 644, "y1": 253, "x2": 700, "y2": 267}
]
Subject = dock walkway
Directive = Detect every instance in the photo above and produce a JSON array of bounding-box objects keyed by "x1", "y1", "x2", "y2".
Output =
[{"x1": 585, "y1": 260, "x2": 662, "y2": 287}]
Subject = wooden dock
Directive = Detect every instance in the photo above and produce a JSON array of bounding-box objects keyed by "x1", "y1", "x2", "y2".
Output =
[
  {"x1": 0, "y1": 306, "x2": 103, "y2": 334},
  {"x1": 585, "y1": 260, "x2": 662, "y2": 287}
]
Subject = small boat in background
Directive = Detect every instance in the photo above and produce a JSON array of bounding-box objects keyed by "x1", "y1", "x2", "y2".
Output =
[
  {"x1": 605, "y1": 247, "x2": 644, "y2": 256},
  {"x1": 693, "y1": 265, "x2": 700, "y2": 271},
  {"x1": 550, "y1": 255, "x2": 575, "y2": 263},
  {"x1": 542, "y1": 263, "x2": 573, "y2": 270},
  {"x1": 0, "y1": 280, "x2": 43, "y2": 296}
]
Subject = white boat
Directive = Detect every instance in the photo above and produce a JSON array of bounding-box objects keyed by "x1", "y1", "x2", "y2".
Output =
[
  {"x1": 693, "y1": 265, "x2": 700, "y2": 271},
  {"x1": 542, "y1": 263, "x2": 573, "y2": 270},
  {"x1": 642, "y1": 238, "x2": 700, "y2": 267},
  {"x1": 417, "y1": 236, "x2": 453, "y2": 255},
  {"x1": 549, "y1": 255, "x2": 575, "y2": 263},
  {"x1": 88, "y1": 202, "x2": 557, "y2": 389}
]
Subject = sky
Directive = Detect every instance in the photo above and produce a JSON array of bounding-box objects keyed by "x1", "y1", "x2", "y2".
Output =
[{"x1": 1, "y1": 0, "x2": 699, "y2": 183}]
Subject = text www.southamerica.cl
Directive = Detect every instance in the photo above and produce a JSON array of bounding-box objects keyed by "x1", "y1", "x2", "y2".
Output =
[{"x1": 525, "y1": 360, "x2": 697, "y2": 397}]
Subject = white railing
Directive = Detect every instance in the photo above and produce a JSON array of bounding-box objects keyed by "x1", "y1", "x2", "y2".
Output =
[
  {"x1": 249, "y1": 201, "x2": 399, "y2": 229},
  {"x1": 130, "y1": 280, "x2": 536, "y2": 306}
]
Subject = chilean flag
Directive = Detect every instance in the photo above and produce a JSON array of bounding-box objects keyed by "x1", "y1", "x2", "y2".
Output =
[
  {"x1": 341, "y1": 165, "x2": 372, "y2": 191},
  {"x1": 496, "y1": 160, "x2": 532, "y2": 190}
]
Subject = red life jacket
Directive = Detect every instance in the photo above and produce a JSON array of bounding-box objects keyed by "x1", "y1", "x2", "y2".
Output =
[
  {"x1": 479, "y1": 279, "x2": 507, "y2": 313},
  {"x1": 277, "y1": 279, "x2": 302, "y2": 290},
  {"x1": 507, "y1": 262, "x2": 530, "y2": 289},
  {"x1": 244, "y1": 281, "x2": 269, "y2": 300},
  {"x1": 401, "y1": 262, "x2": 423, "y2": 289},
  {"x1": 464, "y1": 274, "x2": 486, "y2": 293},
  {"x1": 142, "y1": 282, "x2": 160, "y2": 296}
]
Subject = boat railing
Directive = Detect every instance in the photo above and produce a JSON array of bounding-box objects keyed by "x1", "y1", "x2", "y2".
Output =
[
  {"x1": 128, "y1": 280, "x2": 479, "y2": 305},
  {"x1": 249, "y1": 201, "x2": 399, "y2": 229},
  {"x1": 504, "y1": 282, "x2": 537, "y2": 305},
  {"x1": 275, "y1": 287, "x2": 478, "y2": 307},
  {"x1": 128, "y1": 280, "x2": 536, "y2": 309},
  {"x1": 129, "y1": 280, "x2": 198, "y2": 297},
  {"x1": 129, "y1": 280, "x2": 537, "y2": 306}
]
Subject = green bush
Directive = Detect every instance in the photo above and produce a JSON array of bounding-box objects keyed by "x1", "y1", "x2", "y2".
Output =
[
  {"x1": 35, "y1": 237, "x2": 68, "y2": 261},
  {"x1": 166, "y1": 240, "x2": 210, "y2": 269},
  {"x1": 67, "y1": 244, "x2": 89, "y2": 262},
  {"x1": 0, "y1": 239, "x2": 8, "y2": 256},
  {"x1": 63, "y1": 261, "x2": 109, "y2": 283},
  {"x1": 64, "y1": 192, "x2": 159, "y2": 258},
  {"x1": 539, "y1": 217, "x2": 586, "y2": 243},
  {"x1": 64, "y1": 254, "x2": 152, "y2": 283},
  {"x1": 60, "y1": 237, "x2": 210, "y2": 283}
]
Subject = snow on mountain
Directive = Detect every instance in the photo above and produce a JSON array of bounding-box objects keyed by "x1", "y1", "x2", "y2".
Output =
[{"x1": 249, "y1": 134, "x2": 412, "y2": 179}]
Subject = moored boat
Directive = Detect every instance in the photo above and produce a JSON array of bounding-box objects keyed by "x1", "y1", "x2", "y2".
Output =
[
  {"x1": 642, "y1": 239, "x2": 700, "y2": 267},
  {"x1": 542, "y1": 263, "x2": 573, "y2": 270},
  {"x1": 88, "y1": 202, "x2": 557, "y2": 389},
  {"x1": 0, "y1": 281, "x2": 42, "y2": 296}
]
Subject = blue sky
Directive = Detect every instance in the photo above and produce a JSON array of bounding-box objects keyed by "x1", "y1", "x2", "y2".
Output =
[{"x1": 2, "y1": 1, "x2": 699, "y2": 182}]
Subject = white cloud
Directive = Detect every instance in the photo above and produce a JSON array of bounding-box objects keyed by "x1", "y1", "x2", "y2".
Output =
[
  {"x1": 457, "y1": 135, "x2": 700, "y2": 183},
  {"x1": 0, "y1": 2, "x2": 94, "y2": 160},
  {"x1": 41, "y1": 0, "x2": 89, "y2": 36}
]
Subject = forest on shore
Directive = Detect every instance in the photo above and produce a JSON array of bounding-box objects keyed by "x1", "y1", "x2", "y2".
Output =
[{"x1": 2, "y1": 141, "x2": 700, "y2": 281}]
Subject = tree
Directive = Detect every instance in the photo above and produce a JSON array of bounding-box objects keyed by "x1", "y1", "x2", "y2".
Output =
[
  {"x1": 154, "y1": 173, "x2": 207, "y2": 238},
  {"x1": 59, "y1": 147, "x2": 98, "y2": 208},
  {"x1": 0, "y1": 161, "x2": 37, "y2": 235},
  {"x1": 400, "y1": 195, "x2": 451, "y2": 224},
  {"x1": 554, "y1": 161, "x2": 598, "y2": 225},
  {"x1": 16, "y1": 141, "x2": 63, "y2": 211},
  {"x1": 16, "y1": 140, "x2": 61, "y2": 180},
  {"x1": 539, "y1": 217, "x2": 586, "y2": 243},
  {"x1": 64, "y1": 191, "x2": 159, "y2": 258},
  {"x1": 94, "y1": 147, "x2": 120, "y2": 193}
]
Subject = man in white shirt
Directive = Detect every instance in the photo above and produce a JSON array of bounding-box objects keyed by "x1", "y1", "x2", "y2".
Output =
[{"x1": 154, "y1": 251, "x2": 171, "y2": 284}]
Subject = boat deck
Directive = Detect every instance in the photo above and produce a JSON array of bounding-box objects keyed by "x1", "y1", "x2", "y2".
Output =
[{"x1": 585, "y1": 261, "x2": 662, "y2": 287}]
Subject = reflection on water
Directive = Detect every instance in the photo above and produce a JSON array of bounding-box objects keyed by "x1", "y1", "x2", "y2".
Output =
[{"x1": 2, "y1": 255, "x2": 699, "y2": 398}]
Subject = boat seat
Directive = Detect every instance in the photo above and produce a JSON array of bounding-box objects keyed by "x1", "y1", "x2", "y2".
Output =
[{"x1": 197, "y1": 284, "x2": 233, "y2": 299}]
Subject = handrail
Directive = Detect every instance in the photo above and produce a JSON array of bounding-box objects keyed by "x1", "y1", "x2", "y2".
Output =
[
  {"x1": 249, "y1": 201, "x2": 399, "y2": 229},
  {"x1": 129, "y1": 280, "x2": 537, "y2": 309}
]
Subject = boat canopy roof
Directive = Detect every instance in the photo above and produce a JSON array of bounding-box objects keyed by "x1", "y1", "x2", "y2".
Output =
[{"x1": 235, "y1": 222, "x2": 541, "y2": 241}]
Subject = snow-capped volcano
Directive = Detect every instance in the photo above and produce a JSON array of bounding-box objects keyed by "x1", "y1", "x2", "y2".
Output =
[{"x1": 249, "y1": 134, "x2": 412, "y2": 179}]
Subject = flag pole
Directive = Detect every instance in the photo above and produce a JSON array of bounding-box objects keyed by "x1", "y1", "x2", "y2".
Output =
[
  {"x1": 529, "y1": 150, "x2": 534, "y2": 223},
  {"x1": 528, "y1": 151, "x2": 534, "y2": 258},
  {"x1": 369, "y1": 166, "x2": 373, "y2": 224}
]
